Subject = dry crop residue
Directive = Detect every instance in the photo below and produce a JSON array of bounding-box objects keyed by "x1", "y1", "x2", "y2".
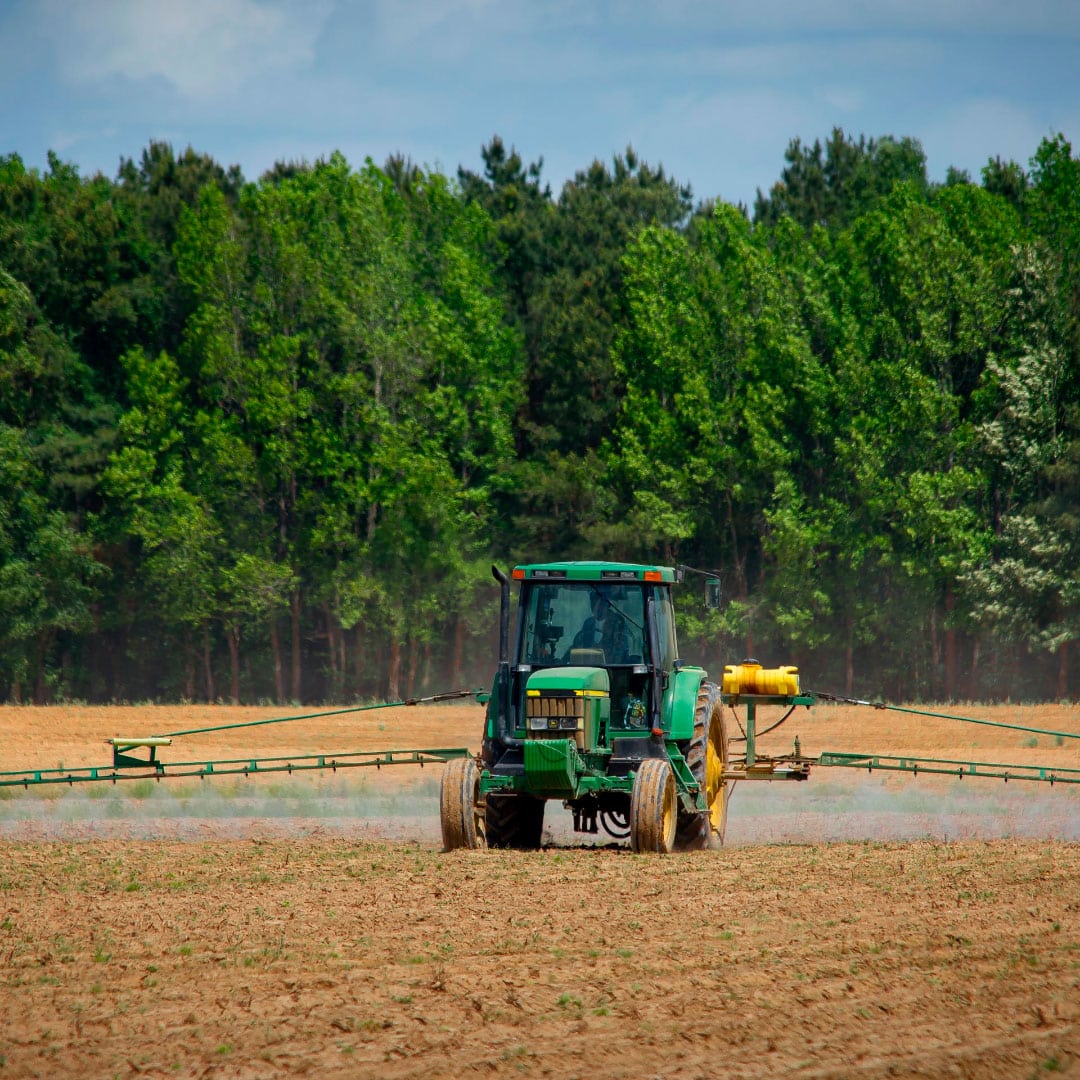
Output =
[
  {"x1": 1, "y1": 840, "x2": 1079, "y2": 1078},
  {"x1": 1, "y1": 703, "x2": 1079, "y2": 1077}
]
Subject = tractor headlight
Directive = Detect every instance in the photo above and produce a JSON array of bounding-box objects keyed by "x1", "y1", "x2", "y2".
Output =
[{"x1": 527, "y1": 715, "x2": 581, "y2": 733}]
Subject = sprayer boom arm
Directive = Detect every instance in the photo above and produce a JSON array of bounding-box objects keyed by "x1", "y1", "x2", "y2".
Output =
[{"x1": 0, "y1": 747, "x2": 472, "y2": 790}]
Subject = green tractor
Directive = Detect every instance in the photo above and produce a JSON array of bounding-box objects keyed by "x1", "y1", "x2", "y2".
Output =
[{"x1": 440, "y1": 561, "x2": 733, "y2": 853}]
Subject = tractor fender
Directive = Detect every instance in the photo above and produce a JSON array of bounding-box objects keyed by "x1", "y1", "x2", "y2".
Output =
[{"x1": 664, "y1": 666, "x2": 707, "y2": 742}]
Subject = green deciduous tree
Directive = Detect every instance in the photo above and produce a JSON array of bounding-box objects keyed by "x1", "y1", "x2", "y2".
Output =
[{"x1": 5, "y1": 129, "x2": 1080, "y2": 704}]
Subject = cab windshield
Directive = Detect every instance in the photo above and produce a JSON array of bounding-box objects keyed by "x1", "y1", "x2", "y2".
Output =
[{"x1": 519, "y1": 583, "x2": 646, "y2": 666}]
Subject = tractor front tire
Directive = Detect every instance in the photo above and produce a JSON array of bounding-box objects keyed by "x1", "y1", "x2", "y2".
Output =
[
  {"x1": 485, "y1": 794, "x2": 545, "y2": 849},
  {"x1": 675, "y1": 680, "x2": 730, "y2": 851},
  {"x1": 630, "y1": 758, "x2": 677, "y2": 854},
  {"x1": 440, "y1": 757, "x2": 485, "y2": 851}
]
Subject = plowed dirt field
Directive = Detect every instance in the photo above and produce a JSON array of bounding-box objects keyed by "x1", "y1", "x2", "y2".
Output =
[{"x1": 2, "y1": 700, "x2": 1079, "y2": 1078}]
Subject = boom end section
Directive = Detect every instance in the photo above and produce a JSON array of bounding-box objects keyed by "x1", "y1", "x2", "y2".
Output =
[{"x1": 107, "y1": 736, "x2": 173, "y2": 770}]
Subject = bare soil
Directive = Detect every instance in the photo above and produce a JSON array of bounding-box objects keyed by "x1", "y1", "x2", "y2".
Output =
[{"x1": 1, "y1": 700, "x2": 1079, "y2": 1078}]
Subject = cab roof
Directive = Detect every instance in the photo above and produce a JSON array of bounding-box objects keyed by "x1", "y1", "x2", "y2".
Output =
[{"x1": 512, "y1": 561, "x2": 677, "y2": 584}]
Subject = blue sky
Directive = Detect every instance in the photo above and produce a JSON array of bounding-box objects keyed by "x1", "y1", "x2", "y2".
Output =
[{"x1": 1, "y1": 0, "x2": 1078, "y2": 208}]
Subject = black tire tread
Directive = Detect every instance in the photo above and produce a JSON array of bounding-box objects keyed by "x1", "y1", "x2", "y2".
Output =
[
  {"x1": 485, "y1": 793, "x2": 545, "y2": 849},
  {"x1": 440, "y1": 757, "x2": 484, "y2": 851},
  {"x1": 630, "y1": 758, "x2": 676, "y2": 853},
  {"x1": 675, "y1": 680, "x2": 728, "y2": 851}
]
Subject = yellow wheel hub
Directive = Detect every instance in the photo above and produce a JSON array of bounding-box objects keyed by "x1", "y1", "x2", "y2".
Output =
[
  {"x1": 705, "y1": 717, "x2": 727, "y2": 833},
  {"x1": 660, "y1": 778, "x2": 676, "y2": 841}
]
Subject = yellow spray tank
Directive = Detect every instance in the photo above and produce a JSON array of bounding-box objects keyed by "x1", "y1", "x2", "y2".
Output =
[{"x1": 722, "y1": 660, "x2": 800, "y2": 697}]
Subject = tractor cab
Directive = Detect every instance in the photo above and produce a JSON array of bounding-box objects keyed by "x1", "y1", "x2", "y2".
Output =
[
  {"x1": 483, "y1": 563, "x2": 680, "y2": 774},
  {"x1": 454, "y1": 559, "x2": 731, "y2": 852},
  {"x1": 516, "y1": 567, "x2": 677, "y2": 734}
]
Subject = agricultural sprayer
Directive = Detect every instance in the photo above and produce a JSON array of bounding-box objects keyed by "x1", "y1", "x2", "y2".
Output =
[
  {"x1": 438, "y1": 562, "x2": 1080, "y2": 853},
  {"x1": 3, "y1": 561, "x2": 1079, "y2": 853}
]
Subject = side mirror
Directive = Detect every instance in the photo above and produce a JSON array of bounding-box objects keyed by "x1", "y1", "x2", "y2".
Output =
[{"x1": 705, "y1": 578, "x2": 722, "y2": 610}]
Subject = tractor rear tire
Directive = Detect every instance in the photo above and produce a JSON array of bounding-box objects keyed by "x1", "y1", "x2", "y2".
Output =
[
  {"x1": 485, "y1": 794, "x2": 545, "y2": 849},
  {"x1": 675, "y1": 680, "x2": 730, "y2": 851},
  {"x1": 629, "y1": 758, "x2": 677, "y2": 854},
  {"x1": 440, "y1": 757, "x2": 485, "y2": 851}
]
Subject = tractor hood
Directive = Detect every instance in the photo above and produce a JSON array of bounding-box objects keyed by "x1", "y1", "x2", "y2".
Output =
[
  {"x1": 524, "y1": 666, "x2": 610, "y2": 751},
  {"x1": 526, "y1": 666, "x2": 610, "y2": 695}
]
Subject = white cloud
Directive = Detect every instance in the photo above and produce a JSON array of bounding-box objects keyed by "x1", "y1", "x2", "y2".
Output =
[
  {"x1": 650, "y1": 0, "x2": 1080, "y2": 36},
  {"x1": 654, "y1": 37, "x2": 937, "y2": 83},
  {"x1": 4, "y1": 0, "x2": 1077, "y2": 204},
  {"x1": 47, "y1": 0, "x2": 331, "y2": 100},
  {"x1": 363, "y1": 0, "x2": 1080, "y2": 45}
]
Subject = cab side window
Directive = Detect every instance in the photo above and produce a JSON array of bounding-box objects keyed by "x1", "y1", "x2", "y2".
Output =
[{"x1": 653, "y1": 587, "x2": 678, "y2": 673}]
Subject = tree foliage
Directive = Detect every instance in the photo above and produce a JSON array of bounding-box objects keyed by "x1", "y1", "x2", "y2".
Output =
[{"x1": 1, "y1": 131, "x2": 1079, "y2": 703}]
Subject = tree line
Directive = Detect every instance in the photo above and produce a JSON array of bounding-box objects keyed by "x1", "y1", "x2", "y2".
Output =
[{"x1": 1, "y1": 130, "x2": 1078, "y2": 705}]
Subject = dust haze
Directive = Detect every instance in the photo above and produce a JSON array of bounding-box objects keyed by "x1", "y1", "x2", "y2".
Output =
[{"x1": 3, "y1": 770, "x2": 1078, "y2": 845}]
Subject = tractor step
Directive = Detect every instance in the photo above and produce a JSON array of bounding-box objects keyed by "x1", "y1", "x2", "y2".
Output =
[{"x1": 606, "y1": 736, "x2": 669, "y2": 777}]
